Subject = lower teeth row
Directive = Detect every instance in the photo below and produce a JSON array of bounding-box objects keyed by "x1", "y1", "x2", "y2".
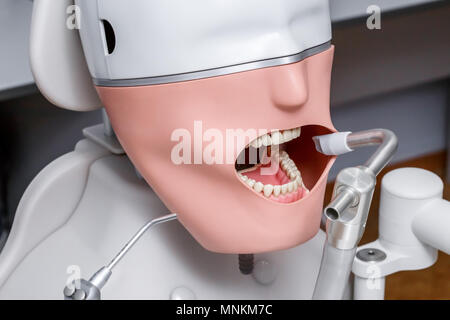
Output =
[{"x1": 238, "y1": 151, "x2": 304, "y2": 198}]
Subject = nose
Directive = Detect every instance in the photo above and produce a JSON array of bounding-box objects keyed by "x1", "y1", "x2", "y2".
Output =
[{"x1": 269, "y1": 62, "x2": 309, "y2": 111}]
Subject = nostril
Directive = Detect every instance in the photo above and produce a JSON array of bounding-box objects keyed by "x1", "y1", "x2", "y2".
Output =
[
  {"x1": 101, "y1": 19, "x2": 116, "y2": 55},
  {"x1": 269, "y1": 63, "x2": 309, "y2": 111}
]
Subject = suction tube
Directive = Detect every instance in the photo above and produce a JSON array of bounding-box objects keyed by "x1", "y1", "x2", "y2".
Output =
[
  {"x1": 313, "y1": 245, "x2": 356, "y2": 299},
  {"x1": 313, "y1": 129, "x2": 398, "y2": 300}
]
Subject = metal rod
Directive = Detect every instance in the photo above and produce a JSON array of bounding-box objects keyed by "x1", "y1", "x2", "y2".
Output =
[
  {"x1": 102, "y1": 108, "x2": 116, "y2": 138},
  {"x1": 106, "y1": 213, "x2": 178, "y2": 270}
]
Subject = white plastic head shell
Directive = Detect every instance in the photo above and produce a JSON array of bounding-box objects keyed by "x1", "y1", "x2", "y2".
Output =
[
  {"x1": 30, "y1": 0, "x2": 102, "y2": 111},
  {"x1": 75, "y1": 0, "x2": 332, "y2": 81}
]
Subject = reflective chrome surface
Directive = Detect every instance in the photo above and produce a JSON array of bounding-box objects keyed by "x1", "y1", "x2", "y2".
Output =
[{"x1": 94, "y1": 42, "x2": 331, "y2": 87}]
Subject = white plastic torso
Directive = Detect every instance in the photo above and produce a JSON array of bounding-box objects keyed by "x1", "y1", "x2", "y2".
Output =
[
  {"x1": 75, "y1": 0, "x2": 332, "y2": 80},
  {"x1": 0, "y1": 141, "x2": 325, "y2": 299}
]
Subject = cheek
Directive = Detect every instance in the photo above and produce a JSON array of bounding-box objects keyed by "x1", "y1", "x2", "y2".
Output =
[{"x1": 145, "y1": 161, "x2": 239, "y2": 217}]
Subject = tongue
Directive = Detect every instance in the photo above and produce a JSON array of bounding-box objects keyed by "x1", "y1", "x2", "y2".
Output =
[{"x1": 244, "y1": 162, "x2": 291, "y2": 186}]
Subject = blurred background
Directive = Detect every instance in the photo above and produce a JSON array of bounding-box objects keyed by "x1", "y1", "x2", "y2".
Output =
[{"x1": 0, "y1": 0, "x2": 449, "y2": 299}]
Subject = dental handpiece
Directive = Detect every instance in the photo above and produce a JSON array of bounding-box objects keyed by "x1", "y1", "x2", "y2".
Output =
[
  {"x1": 64, "y1": 213, "x2": 178, "y2": 300},
  {"x1": 314, "y1": 129, "x2": 398, "y2": 232},
  {"x1": 312, "y1": 129, "x2": 398, "y2": 300}
]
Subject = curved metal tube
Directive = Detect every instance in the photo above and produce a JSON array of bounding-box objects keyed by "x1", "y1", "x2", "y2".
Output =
[
  {"x1": 107, "y1": 213, "x2": 178, "y2": 270},
  {"x1": 346, "y1": 129, "x2": 398, "y2": 176},
  {"x1": 64, "y1": 213, "x2": 178, "y2": 300}
]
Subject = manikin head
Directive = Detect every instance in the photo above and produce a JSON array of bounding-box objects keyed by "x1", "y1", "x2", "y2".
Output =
[{"x1": 33, "y1": 0, "x2": 336, "y2": 253}]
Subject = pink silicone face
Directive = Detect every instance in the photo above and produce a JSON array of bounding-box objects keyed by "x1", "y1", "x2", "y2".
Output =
[{"x1": 96, "y1": 47, "x2": 336, "y2": 254}]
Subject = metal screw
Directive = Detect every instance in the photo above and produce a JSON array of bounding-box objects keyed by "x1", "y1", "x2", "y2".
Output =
[
  {"x1": 356, "y1": 248, "x2": 387, "y2": 262},
  {"x1": 238, "y1": 254, "x2": 254, "y2": 275}
]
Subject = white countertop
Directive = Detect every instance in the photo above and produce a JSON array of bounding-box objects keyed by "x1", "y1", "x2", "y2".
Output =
[{"x1": 0, "y1": 0, "x2": 443, "y2": 99}]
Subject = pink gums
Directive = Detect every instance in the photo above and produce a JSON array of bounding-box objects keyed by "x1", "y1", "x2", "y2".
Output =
[{"x1": 243, "y1": 164, "x2": 309, "y2": 203}]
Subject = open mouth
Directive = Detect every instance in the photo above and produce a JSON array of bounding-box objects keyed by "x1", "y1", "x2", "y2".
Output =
[{"x1": 235, "y1": 127, "x2": 311, "y2": 204}]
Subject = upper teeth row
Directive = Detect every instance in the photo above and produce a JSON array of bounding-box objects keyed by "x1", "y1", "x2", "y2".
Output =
[
  {"x1": 250, "y1": 128, "x2": 301, "y2": 149},
  {"x1": 238, "y1": 151, "x2": 303, "y2": 198}
]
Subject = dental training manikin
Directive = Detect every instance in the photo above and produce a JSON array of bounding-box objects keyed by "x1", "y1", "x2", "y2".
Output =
[
  {"x1": 79, "y1": 0, "x2": 337, "y2": 254},
  {"x1": 0, "y1": 0, "x2": 409, "y2": 300}
]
